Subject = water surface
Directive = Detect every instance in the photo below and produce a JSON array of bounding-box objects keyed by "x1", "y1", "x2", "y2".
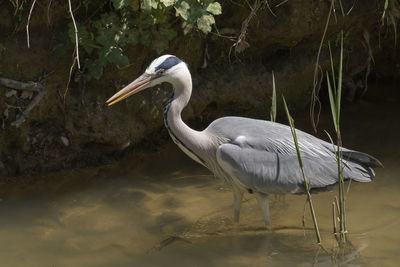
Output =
[{"x1": 0, "y1": 95, "x2": 399, "y2": 267}]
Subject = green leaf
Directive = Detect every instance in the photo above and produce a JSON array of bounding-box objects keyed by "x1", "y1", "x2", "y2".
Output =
[
  {"x1": 86, "y1": 59, "x2": 104, "y2": 80},
  {"x1": 125, "y1": 29, "x2": 139, "y2": 45},
  {"x1": 282, "y1": 96, "x2": 304, "y2": 169},
  {"x1": 182, "y1": 21, "x2": 194, "y2": 35},
  {"x1": 175, "y1": 1, "x2": 190, "y2": 20},
  {"x1": 112, "y1": 0, "x2": 131, "y2": 10},
  {"x1": 142, "y1": 0, "x2": 159, "y2": 10},
  {"x1": 328, "y1": 42, "x2": 336, "y2": 91},
  {"x1": 160, "y1": 0, "x2": 175, "y2": 7},
  {"x1": 52, "y1": 43, "x2": 67, "y2": 57},
  {"x1": 105, "y1": 47, "x2": 130, "y2": 66},
  {"x1": 197, "y1": 14, "x2": 215, "y2": 33},
  {"x1": 206, "y1": 2, "x2": 221, "y2": 15},
  {"x1": 68, "y1": 23, "x2": 96, "y2": 54}
]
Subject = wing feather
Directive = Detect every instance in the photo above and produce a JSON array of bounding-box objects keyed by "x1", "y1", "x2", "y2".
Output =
[
  {"x1": 209, "y1": 117, "x2": 377, "y2": 194},
  {"x1": 216, "y1": 143, "x2": 339, "y2": 194}
]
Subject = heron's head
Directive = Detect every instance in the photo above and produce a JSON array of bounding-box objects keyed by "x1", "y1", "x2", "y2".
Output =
[{"x1": 106, "y1": 55, "x2": 188, "y2": 106}]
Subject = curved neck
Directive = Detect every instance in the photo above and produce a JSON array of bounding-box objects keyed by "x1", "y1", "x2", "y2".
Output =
[
  {"x1": 163, "y1": 69, "x2": 209, "y2": 166},
  {"x1": 168, "y1": 69, "x2": 192, "y2": 116}
]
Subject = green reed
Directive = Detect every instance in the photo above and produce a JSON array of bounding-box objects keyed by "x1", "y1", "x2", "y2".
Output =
[
  {"x1": 326, "y1": 31, "x2": 347, "y2": 245},
  {"x1": 282, "y1": 96, "x2": 322, "y2": 244}
]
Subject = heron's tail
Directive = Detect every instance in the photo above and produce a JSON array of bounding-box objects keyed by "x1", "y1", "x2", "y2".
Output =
[
  {"x1": 341, "y1": 150, "x2": 383, "y2": 182},
  {"x1": 341, "y1": 150, "x2": 383, "y2": 168}
]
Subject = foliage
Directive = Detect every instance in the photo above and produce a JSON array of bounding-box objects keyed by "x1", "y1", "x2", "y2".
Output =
[
  {"x1": 381, "y1": 0, "x2": 400, "y2": 46},
  {"x1": 54, "y1": 0, "x2": 222, "y2": 80}
]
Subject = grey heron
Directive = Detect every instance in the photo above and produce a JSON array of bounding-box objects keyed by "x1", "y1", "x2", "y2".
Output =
[{"x1": 106, "y1": 55, "x2": 383, "y2": 226}]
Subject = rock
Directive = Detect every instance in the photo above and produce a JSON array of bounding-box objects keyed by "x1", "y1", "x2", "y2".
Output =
[{"x1": 60, "y1": 136, "x2": 70, "y2": 147}]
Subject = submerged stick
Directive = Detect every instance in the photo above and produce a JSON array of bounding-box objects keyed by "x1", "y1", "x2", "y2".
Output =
[{"x1": 147, "y1": 236, "x2": 191, "y2": 254}]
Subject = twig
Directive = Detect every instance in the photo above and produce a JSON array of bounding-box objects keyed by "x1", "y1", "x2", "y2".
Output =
[
  {"x1": 11, "y1": 90, "x2": 45, "y2": 127},
  {"x1": 310, "y1": 0, "x2": 334, "y2": 132},
  {"x1": 332, "y1": 0, "x2": 337, "y2": 23},
  {"x1": 233, "y1": 0, "x2": 261, "y2": 54},
  {"x1": 26, "y1": 0, "x2": 38, "y2": 48},
  {"x1": 0, "y1": 77, "x2": 42, "y2": 92},
  {"x1": 147, "y1": 236, "x2": 191, "y2": 254},
  {"x1": 10, "y1": 0, "x2": 20, "y2": 15},
  {"x1": 0, "y1": 76, "x2": 45, "y2": 127},
  {"x1": 275, "y1": 0, "x2": 289, "y2": 8},
  {"x1": 64, "y1": 55, "x2": 77, "y2": 103},
  {"x1": 265, "y1": 0, "x2": 277, "y2": 17},
  {"x1": 5, "y1": 103, "x2": 24, "y2": 112},
  {"x1": 68, "y1": 0, "x2": 81, "y2": 69},
  {"x1": 47, "y1": 0, "x2": 53, "y2": 25},
  {"x1": 338, "y1": 0, "x2": 345, "y2": 16}
]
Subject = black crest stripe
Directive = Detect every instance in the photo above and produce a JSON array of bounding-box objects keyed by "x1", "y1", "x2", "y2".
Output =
[{"x1": 155, "y1": 56, "x2": 182, "y2": 71}]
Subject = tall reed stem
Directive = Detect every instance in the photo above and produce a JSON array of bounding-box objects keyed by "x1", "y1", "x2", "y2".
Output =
[
  {"x1": 283, "y1": 96, "x2": 322, "y2": 244},
  {"x1": 327, "y1": 31, "x2": 347, "y2": 246}
]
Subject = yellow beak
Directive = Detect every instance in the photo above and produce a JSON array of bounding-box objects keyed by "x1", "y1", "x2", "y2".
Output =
[{"x1": 106, "y1": 73, "x2": 152, "y2": 106}]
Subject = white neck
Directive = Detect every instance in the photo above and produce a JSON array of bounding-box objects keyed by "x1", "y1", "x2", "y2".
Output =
[{"x1": 164, "y1": 68, "x2": 209, "y2": 166}]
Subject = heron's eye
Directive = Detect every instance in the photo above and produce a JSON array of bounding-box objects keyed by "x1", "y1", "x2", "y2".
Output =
[{"x1": 157, "y1": 69, "x2": 165, "y2": 75}]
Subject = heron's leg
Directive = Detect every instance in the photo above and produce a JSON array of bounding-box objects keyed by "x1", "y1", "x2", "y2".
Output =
[
  {"x1": 232, "y1": 185, "x2": 244, "y2": 223},
  {"x1": 255, "y1": 192, "x2": 271, "y2": 226}
]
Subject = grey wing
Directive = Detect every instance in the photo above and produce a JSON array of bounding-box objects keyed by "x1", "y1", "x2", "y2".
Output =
[
  {"x1": 206, "y1": 117, "x2": 336, "y2": 158},
  {"x1": 216, "y1": 142, "x2": 340, "y2": 194},
  {"x1": 207, "y1": 117, "x2": 380, "y2": 190}
]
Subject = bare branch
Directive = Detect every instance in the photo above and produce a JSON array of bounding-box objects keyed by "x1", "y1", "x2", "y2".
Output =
[
  {"x1": 26, "y1": 0, "x2": 38, "y2": 48},
  {"x1": 11, "y1": 90, "x2": 45, "y2": 127},
  {"x1": 47, "y1": 0, "x2": 54, "y2": 25},
  {"x1": 1, "y1": 76, "x2": 45, "y2": 127},
  {"x1": 275, "y1": 0, "x2": 289, "y2": 8},
  {"x1": 68, "y1": 0, "x2": 81, "y2": 69},
  {"x1": 0, "y1": 77, "x2": 43, "y2": 92},
  {"x1": 233, "y1": 0, "x2": 262, "y2": 54},
  {"x1": 265, "y1": 0, "x2": 276, "y2": 17},
  {"x1": 64, "y1": 55, "x2": 77, "y2": 103}
]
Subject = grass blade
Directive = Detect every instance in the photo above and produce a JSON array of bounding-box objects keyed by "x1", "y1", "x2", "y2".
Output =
[
  {"x1": 326, "y1": 73, "x2": 338, "y2": 132},
  {"x1": 328, "y1": 42, "x2": 337, "y2": 91},
  {"x1": 381, "y1": 0, "x2": 389, "y2": 25},
  {"x1": 337, "y1": 31, "x2": 344, "y2": 126},
  {"x1": 270, "y1": 71, "x2": 277, "y2": 122}
]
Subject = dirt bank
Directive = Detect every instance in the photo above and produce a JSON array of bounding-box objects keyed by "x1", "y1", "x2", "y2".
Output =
[{"x1": 0, "y1": 0, "x2": 397, "y2": 176}]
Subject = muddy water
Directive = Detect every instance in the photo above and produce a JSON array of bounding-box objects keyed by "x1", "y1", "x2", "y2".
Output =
[{"x1": 0, "y1": 94, "x2": 399, "y2": 266}]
